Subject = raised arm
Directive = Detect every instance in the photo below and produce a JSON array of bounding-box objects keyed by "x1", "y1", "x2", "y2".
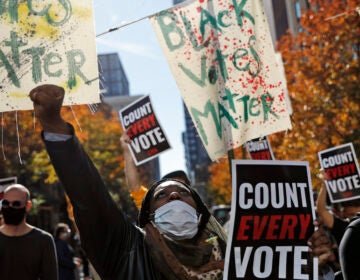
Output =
[
  {"x1": 120, "y1": 131, "x2": 141, "y2": 192},
  {"x1": 120, "y1": 131, "x2": 148, "y2": 209},
  {"x1": 30, "y1": 84, "x2": 142, "y2": 278},
  {"x1": 316, "y1": 171, "x2": 335, "y2": 229}
]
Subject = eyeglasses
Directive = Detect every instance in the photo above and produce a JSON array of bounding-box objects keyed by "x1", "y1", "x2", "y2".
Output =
[{"x1": 1, "y1": 199, "x2": 27, "y2": 209}]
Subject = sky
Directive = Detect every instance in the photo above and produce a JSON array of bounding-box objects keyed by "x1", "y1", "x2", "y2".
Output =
[{"x1": 93, "y1": 0, "x2": 187, "y2": 176}]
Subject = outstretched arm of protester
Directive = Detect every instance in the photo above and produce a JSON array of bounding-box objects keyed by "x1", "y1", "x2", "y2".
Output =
[
  {"x1": 120, "y1": 131, "x2": 141, "y2": 191},
  {"x1": 316, "y1": 170, "x2": 335, "y2": 229},
  {"x1": 120, "y1": 131, "x2": 148, "y2": 210},
  {"x1": 29, "y1": 84, "x2": 142, "y2": 277}
]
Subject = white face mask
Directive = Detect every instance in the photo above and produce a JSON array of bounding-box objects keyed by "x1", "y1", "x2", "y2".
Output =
[{"x1": 154, "y1": 200, "x2": 199, "y2": 240}]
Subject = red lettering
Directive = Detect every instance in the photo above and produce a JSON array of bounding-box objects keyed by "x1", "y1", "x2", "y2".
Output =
[
  {"x1": 298, "y1": 214, "x2": 311, "y2": 239},
  {"x1": 325, "y1": 163, "x2": 356, "y2": 179},
  {"x1": 251, "y1": 151, "x2": 271, "y2": 160},
  {"x1": 236, "y1": 216, "x2": 252, "y2": 240},
  {"x1": 265, "y1": 215, "x2": 282, "y2": 240},
  {"x1": 127, "y1": 115, "x2": 157, "y2": 137},
  {"x1": 279, "y1": 215, "x2": 297, "y2": 239},
  {"x1": 148, "y1": 114, "x2": 156, "y2": 126},
  {"x1": 236, "y1": 214, "x2": 311, "y2": 241},
  {"x1": 147, "y1": 147, "x2": 158, "y2": 156},
  {"x1": 253, "y1": 215, "x2": 268, "y2": 240}
]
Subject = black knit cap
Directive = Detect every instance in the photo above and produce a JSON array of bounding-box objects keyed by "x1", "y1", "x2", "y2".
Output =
[
  {"x1": 138, "y1": 178, "x2": 210, "y2": 230},
  {"x1": 161, "y1": 170, "x2": 190, "y2": 185}
]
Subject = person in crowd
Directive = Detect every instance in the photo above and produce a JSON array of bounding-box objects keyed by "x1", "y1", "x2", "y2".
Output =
[
  {"x1": 0, "y1": 184, "x2": 58, "y2": 280},
  {"x1": 316, "y1": 170, "x2": 360, "y2": 245},
  {"x1": 308, "y1": 221, "x2": 341, "y2": 280},
  {"x1": 54, "y1": 223, "x2": 81, "y2": 280},
  {"x1": 121, "y1": 130, "x2": 228, "y2": 236},
  {"x1": 339, "y1": 213, "x2": 360, "y2": 280},
  {"x1": 31, "y1": 84, "x2": 226, "y2": 279},
  {"x1": 30, "y1": 84, "x2": 336, "y2": 280}
]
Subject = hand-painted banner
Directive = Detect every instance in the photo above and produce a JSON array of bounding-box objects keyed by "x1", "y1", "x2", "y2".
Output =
[
  {"x1": 149, "y1": 0, "x2": 292, "y2": 161},
  {"x1": 0, "y1": 0, "x2": 100, "y2": 112},
  {"x1": 119, "y1": 95, "x2": 171, "y2": 166},
  {"x1": 318, "y1": 143, "x2": 360, "y2": 203},
  {"x1": 0, "y1": 176, "x2": 17, "y2": 200},
  {"x1": 246, "y1": 136, "x2": 275, "y2": 160},
  {"x1": 224, "y1": 160, "x2": 317, "y2": 279}
]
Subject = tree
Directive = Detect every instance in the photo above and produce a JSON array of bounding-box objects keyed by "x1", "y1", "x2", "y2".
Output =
[
  {"x1": 0, "y1": 102, "x2": 138, "y2": 222},
  {"x1": 272, "y1": 0, "x2": 360, "y2": 190},
  {"x1": 208, "y1": 147, "x2": 247, "y2": 204},
  {"x1": 208, "y1": 0, "x2": 360, "y2": 202}
]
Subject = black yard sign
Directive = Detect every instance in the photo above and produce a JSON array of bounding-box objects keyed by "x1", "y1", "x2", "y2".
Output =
[{"x1": 224, "y1": 160, "x2": 317, "y2": 280}]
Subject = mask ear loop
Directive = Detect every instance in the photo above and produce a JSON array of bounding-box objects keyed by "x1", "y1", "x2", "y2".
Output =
[{"x1": 197, "y1": 213, "x2": 202, "y2": 224}]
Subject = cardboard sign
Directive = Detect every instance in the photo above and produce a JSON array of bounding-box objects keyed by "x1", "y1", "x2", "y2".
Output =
[
  {"x1": 318, "y1": 143, "x2": 360, "y2": 203},
  {"x1": 246, "y1": 136, "x2": 275, "y2": 160},
  {"x1": 0, "y1": 0, "x2": 100, "y2": 112},
  {"x1": 224, "y1": 160, "x2": 317, "y2": 280},
  {"x1": 149, "y1": 0, "x2": 292, "y2": 161},
  {"x1": 119, "y1": 95, "x2": 171, "y2": 165},
  {"x1": 0, "y1": 176, "x2": 17, "y2": 200}
]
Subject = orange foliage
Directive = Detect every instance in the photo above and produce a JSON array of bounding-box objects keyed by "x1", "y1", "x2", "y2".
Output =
[
  {"x1": 208, "y1": 147, "x2": 248, "y2": 204},
  {"x1": 208, "y1": 0, "x2": 360, "y2": 202},
  {"x1": 273, "y1": 0, "x2": 360, "y2": 190},
  {"x1": 0, "y1": 103, "x2": 125, "y2": 197}
]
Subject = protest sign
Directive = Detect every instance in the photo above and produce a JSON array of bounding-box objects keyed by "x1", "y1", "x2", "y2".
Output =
[
  {"x1": 246, "y1": 136, "x2": 275, "y2": 160},
  {"x1": 0, "y1": 0, "x2": 100, "y2": 112},
  {"x1": 224, "y1": 160, "x2": 317, "y2": 280},
  {"x1": 149, "y1": 0, "x2": 292, "y2": 161},
  {"x1": 119, "y1": 95, "x2": 171, "y2": 165},
  {"x1": 318, "y1": 143, "x2": 360, "y2": 203},
  {"x1": 0, "y1": 176, "x2": 17, "y2": 200}
]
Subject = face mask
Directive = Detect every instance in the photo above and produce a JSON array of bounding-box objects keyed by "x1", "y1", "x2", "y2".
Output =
[
  {"x1": 154, "y1": 200, "x2": 198, "y2": 240},
  {"x1": 2, "y1": 206, "x2": 26, "y2": 225}
]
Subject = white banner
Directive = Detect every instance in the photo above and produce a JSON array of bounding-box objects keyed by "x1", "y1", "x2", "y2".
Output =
[
  {"x1": 0, "y1": 0, "x2": 100, "y2": 112},
  {"x1": 150, "y1": 0, "x2": 292, "y2": 160}
]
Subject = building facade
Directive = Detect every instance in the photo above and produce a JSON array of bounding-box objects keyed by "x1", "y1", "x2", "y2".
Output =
[
  {"x1": 98, "y1": 53, "x2": 160, "y2": 182},
  {"x1": 98, "y1": 53, "x2": 130, "y2": 97}
]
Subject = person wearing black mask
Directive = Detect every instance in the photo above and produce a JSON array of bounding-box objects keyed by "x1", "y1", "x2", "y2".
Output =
[{"x1": 0, "y1": 184, "x2": 58, "y2": 280}]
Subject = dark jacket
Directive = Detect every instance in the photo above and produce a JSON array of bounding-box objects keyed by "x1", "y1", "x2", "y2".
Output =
[
  {"x1": 44, "y1": 131, "x2": 163, "y2": 280},
  {"x1": 339, "y1": 213, "x2": 360, "y2": 280},
  {"x1": 54, "y1": 238, "x2": 76, "y2": 280}
]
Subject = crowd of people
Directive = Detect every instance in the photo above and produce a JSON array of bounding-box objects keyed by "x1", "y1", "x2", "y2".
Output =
[
  {"x1": 0, "y1": 184, "x2": 93, "y2": 280},
  {"x1": 0, "y1": 83, "x2": 358, "y2": 279}
]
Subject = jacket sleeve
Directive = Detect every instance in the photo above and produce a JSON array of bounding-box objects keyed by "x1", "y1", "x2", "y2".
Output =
[
  {"x1": 43, "y1": 128, "x2": 145, "y2": 278},
  {"x1": 55, "y1": 240, "x2": 75, "y2": 269},
  {"x1": 41, "y1": 233, "x2": 58, "y2": 280}
]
